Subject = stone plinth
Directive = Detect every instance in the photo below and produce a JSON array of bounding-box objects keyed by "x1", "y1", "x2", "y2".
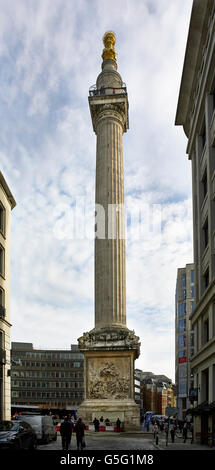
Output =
[{"x1": 78, "y1": 327, "x2": 140, "y2": 430}]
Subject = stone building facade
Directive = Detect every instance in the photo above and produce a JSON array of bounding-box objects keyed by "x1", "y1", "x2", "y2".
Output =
[
  {"x1": 175, "y1": 0, "x2": 215, "y2": 445},
  {"x1": 0, "y1": 171, "x2": 16, "y2": 420}
]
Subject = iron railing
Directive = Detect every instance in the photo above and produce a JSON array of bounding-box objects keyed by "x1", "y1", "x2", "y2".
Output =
[{"x1": 89, "y1": 83, "x2": 127, "y2": 97}]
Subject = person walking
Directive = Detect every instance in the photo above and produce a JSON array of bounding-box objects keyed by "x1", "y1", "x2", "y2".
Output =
[
  {"x1": 153, "y1": 423, "x2": 159, "y2": 445},
  {"x1": 190, "y1": 422, "x2": 194, "y2": 444},
  {"x1": 93, "y1": 417, "x2": 99, "y2": 432},
  {"x1": 183, "y1": 422, "x2": 188, "y2": 443},
  {"x1": 164, "y1": 424, "x2": 169, "y2": 446},
  {"x1": 60, "y1": 416, "x2": 73, "y2": 451},
  {"x1": 116, "y1": 418, "x2": 121, "y2": 432},
  {"x1": 75, "y1": 417, "x2": 86, "y2": 450},
  {"x1": 170, "y1": 424, "x2": 176, "y2": 443}
]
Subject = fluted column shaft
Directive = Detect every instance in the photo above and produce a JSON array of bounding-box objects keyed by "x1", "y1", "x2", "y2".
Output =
[{"x1": 95, "y1": 109, "x2": 126, "y2": 328}]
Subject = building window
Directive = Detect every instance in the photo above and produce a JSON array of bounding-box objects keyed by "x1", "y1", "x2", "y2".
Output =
[
  {"x1": 182, "y1": 289, "x2": 186, "y2": 300},
  {"x1": 203, "y1": 268, "x2": 209, "y2": 290},
  {"x1": 201, "y1": 123, "x2": 206, "y2": 150},
  {"x1": 0, "y1": 203, "x2": 5, "y2": 236},
  {"x1": 178, "y1": 319, "x2": 186, "y2": 333},
  {"x1": 202, "y1": 169, "x2": 208, "y2": 199},
  {"x1": 0, "y1": 287, "x2": 4, "y2": 307},
  {"x1": 0, "y1": 245, "x2": 5, "y2": 277},
  {"x1": 178, "y1": 303, "x2": 186, "y2": 317},
  {"x1": 178, "y1": 335, "x2": 186, "y2": 348},
  {"x1": 191, "y1": 285, "x2": 194, "y2": 298},
  {"x1": 201, "y1": 368, "x2": 209, "y2": 402},
  {"x1": 213, "y1": 83, "x2": 215, "y2": 111},
  {"x1": 203, "y1": 317, "x2": 209, "y2": 345},
  {"x1": 203, "y1": 218, "x2": 208, "y2": 249},
  {"x1": 213, "y1": 303, "x2": 215, "y2": 337},
  {"x1": 181, "y1": 273, "x2": 186, "y2": 288},
  {"x1": 190, "y1": 269, "x2": 194, "y2": 283}
]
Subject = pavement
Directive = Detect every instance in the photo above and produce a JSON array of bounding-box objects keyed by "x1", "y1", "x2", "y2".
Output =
[
  {"x1": 151, "y1": 432, "x2": 211, "y2": 451},
  {"x1": 37, "y1": 430, "x2": 212, "y2": 451}
]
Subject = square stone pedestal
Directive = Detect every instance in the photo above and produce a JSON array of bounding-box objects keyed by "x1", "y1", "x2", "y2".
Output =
[
  {"x1": 78, "y1": 398, "x2": 140, "y2": 430},
  {"x1": 77, "y1": 331, "x2": 140, "y2": 431}
]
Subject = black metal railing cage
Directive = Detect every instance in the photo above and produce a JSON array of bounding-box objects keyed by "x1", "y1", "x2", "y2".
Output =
[{"x1": 89, "y1": 83, "x2": 127, "y2": 97}]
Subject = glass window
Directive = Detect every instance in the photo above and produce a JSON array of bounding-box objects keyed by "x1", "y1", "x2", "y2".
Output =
[
  {"x1": 202, "y1": 170, "x2": 208, "y2": 199},
  {"x1": 0, "y1": 244, "x2": 5, "y2": 277},
  {"x1": 203, "y1": 218, "x2": 208, "y2": 248},
  {"x1": 0, "y1": 203, "x2": 5, "y2": 236},
  {"x1": 178, "y1": 303, "x2": 186, "y2": 317},
  {"x1": 181, "y1": 273, "x2": 186, "y2": 288},
  {"x1": 191, "y1": 301, "x2": 195, "y2": 312},
  {"x1": 179, "y1": 335, "x2": 186, "y2": 348},
  {"x1": 191, "y1": 270, "x2": 194, "y2": 283},
  {"x1": 178, "y1": 350, "x2": 186, "y2": 358},
  {"x1": 178, "y1": 319, "x2": 186, "y2": 333},
  {"x1": 191, "y1": 285, "x2": 194, "y2": 298}
]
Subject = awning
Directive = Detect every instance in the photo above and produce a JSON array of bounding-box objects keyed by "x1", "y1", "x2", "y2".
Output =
[{"x1": 191, "y1": 401, "x2": 215, "y2": 415}]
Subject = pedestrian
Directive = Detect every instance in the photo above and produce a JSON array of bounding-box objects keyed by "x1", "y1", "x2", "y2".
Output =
[
  {"x1": 93, "y1": 417, "x2": 99, "y2": 432},
  {"x1": 153, "y1": 423, "x2": 159, "y2": 445},
  {"x1": 170, "y1": 425, "x2": 175, "y2": 443},
  {"x1": 116, "y1": 418, "x2": 121, "y2": 432},
  {"x1": 75, "y1": 417, "x2": 86, "y2": 450},
  {"x1": 164, "y1": 425, "x2": 169, "y2": 446},
  {"x1": 60, "y1": 416, "x2": 73, "y2": 451},
  {"x1": 183, "y1": 423, "x2": 187, "y2": 443},
  {"x1": 153, "y1": 423, "x2": 158, "y2": 439},
  {"x1": 190, "y1": 422, "x2": 194, "y2": 444}
]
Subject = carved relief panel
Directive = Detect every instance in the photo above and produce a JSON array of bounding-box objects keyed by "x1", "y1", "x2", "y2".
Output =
[{"x1": 86, "y1": 356, "x2": 131, "y2": 400}]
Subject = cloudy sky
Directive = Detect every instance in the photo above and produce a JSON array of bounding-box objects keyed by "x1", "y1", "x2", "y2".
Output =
[{"x1": 0, "y1": 0, "x2": 194, "y2": 381}]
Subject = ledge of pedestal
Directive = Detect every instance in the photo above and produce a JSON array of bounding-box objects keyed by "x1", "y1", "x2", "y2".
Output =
[
  {"x1": 78, "y1": 399, "x2": 140, "y2": 430},
  {"x1": 78, "y1": 325, "x2": 140, "y2": 359}
]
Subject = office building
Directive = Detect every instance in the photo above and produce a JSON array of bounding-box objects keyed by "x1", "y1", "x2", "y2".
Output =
[
  {"x1": 175, "y1": 264, "x2": 195, "y2": 419},
  {"x1": 11, "y1": 342, "x2": 84, "y2": 414}
]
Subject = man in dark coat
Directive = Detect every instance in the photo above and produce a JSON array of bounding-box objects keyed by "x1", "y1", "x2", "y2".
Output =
[
  {"x1": 60, "y1": 416, "x2": 73, "y2": 450},
  {"x1": 116, "y1": 418, "x2": 121, "y2": 432},
  {"x1": 75, "y1": 417, "x2": 86, "y2": 450}
]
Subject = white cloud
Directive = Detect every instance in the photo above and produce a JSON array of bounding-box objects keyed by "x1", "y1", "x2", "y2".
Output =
[{"x1": 0, "y1": 0, "x2": 194, "y2": 381}]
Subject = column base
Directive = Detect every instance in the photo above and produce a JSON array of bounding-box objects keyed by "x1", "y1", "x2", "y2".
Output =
[{"x1": 78, "y1": 399, "x2": 140, "y2": 431}]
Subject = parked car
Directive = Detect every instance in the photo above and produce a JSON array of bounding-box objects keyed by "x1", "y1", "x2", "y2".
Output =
[
  {"x1": 0, "y1": 420, "x2": 37, "y2": 450},
  {"x1": 19, "y1": 415, "x2": 57, "y2": 443}
]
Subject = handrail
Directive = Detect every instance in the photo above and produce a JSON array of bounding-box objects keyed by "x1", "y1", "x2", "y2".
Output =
[{"x1": 89, "y1": 84, "x2": 127, "y2": 97}]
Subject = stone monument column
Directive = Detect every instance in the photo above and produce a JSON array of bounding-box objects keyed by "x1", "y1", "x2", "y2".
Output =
[{"x1": 78, "y1": 32, "x2": 140, "y2": 430}]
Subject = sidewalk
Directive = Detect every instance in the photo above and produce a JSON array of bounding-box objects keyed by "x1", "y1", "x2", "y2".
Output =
[{"x1": 153, "y1": 432, "x2": 213, "y2": 450}]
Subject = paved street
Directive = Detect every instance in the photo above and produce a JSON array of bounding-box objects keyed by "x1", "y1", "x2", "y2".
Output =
[
  {"x1": 38, "y1": 433, "x2": 155, "y2": 451},
  {"x1": 37, "y1": 431, "x2": 211, "y2": 451}
]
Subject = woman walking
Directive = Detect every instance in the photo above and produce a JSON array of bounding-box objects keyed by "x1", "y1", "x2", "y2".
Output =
[{"x1": 75, "y1": 417, "x2": 86, "y2": 450}]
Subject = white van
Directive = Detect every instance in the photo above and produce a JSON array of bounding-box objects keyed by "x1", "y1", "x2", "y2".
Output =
[{"x1": 20, "y1": 415, "x2": 57, "y2": 443}]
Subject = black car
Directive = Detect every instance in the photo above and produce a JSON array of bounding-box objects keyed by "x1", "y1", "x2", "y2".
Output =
[{"x1": 0, "y1": 420, "x2": 37, "y2": 450}]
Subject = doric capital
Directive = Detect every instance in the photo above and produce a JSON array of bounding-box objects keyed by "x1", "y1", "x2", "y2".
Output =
[{"x1": 89, "y1": 96, "x2": 129, "y2": 133}]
